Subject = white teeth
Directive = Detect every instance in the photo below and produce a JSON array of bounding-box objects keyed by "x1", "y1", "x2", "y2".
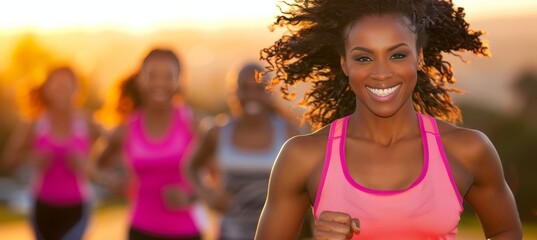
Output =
[{"x1": 367, "y1": 85, "x2": 400, "y2": 97}]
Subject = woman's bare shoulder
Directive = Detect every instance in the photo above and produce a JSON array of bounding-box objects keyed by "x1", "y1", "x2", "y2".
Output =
[
  {"x1": 436, "y1": 120, "x2": 498, "y2": 169},
  {"x1": 268, "y1": 124, "x2": 332, "y2": 198},
  {"x1": 277, "y1": 125, "x2": 331, "y2": 170}
]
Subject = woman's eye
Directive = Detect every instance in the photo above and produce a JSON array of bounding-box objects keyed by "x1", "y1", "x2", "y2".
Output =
[
  {"x1": 390, "y1": 53, "x2": 407, "y2": 60},
  {"x1": 354, "y1": 56, "x2": 372, "y2": 62}
]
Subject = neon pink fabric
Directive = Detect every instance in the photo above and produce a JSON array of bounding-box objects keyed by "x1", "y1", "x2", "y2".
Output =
[
  {"x1": 33, "y1": 114, "x2": 91, "y2": 205},
  {"x1": 314, "y1": 113, "x2": 463, "y2": 240},
  {"x1": 124, "y1": 107, "x2": 199, "y2": 237}
]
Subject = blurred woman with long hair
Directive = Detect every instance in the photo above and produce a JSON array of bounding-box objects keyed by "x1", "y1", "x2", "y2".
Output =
[
  {"x1": 2, "y1": 66, "x2": 101, "y2": 240},
  {"x1": 93, "y1": 48, "x2": 203, "y2": 240}
]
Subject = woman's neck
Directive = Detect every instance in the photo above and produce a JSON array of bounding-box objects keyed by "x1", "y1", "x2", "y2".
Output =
[
  {"x1": 45, "y1": 107, "x2": 74, "y2": 136},
  {"x1": 142, "y1": 102, "x2": 173, "y2": 115},
  {"x1": 348, "y1": 102, "x2": 419, "y2": 146},
  {"x1": 46, "y1": 106, "x2": 73, "y2": 120},
  {"x1": 140, "y1": 103, "x2": 174, "y2": 125},
  {"x1": 238, "y1": 111, "x2": 273, "y2": 127}
]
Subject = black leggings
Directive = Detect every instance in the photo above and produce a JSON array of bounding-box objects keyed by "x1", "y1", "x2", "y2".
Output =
[
  {"x1": 128, "y1": 227, "x2": 201, "y2": 240},
  {"x1": 32, "y1": 200, "x2": 87, "y2": 240}
]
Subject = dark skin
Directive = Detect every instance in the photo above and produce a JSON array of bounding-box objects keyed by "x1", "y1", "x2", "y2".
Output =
[
  {"x1": 188, "y1": 67, "x2": 300, "y2": 212},
  {"x1": 92, "y1": 56, "x2": 195, "y2": 207},
  {"x1": 255, "y1": 15, "x2": 522, "y2": 240},
  {"x1": 2, "y1": 69, "x2": 101, "y2": 177}
]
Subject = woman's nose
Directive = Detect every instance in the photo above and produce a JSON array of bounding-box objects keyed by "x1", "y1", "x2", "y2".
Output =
[{"x1": 371, "y1": 60, "x2": 394, "y2": 80}]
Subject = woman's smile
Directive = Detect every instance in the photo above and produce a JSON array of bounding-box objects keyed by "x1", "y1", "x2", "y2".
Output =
[{"x1": 365, "y1": 83, "x2": 401, "y2": 102}]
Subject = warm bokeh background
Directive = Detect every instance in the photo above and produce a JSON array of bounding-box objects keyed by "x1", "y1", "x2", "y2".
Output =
[{"x1": 0, "y1": 0, "x2": 536, "y2": 239}]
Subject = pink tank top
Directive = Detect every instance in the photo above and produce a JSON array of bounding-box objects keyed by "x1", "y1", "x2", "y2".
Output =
[
  {"x1": 33, "y1": 114, "x2": 91, "y2": 205},
  {"x1": 314, "y1": 113, "x2": 463, "y2": 240},
  {"x1": 124, "y1": 107, "x2": 199, "y2": 237}
]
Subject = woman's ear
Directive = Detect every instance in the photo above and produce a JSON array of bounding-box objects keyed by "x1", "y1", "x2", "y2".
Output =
[
  {"x1": 340, "y1": 56, "x2": 349, "y2": 77},
  {"x1": 417, "y1": 49, "x2": 424, "y2": 69}
]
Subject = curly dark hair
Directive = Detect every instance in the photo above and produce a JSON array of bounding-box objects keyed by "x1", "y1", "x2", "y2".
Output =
[{"x1": 261, "y1": 0, "x2": 489, "y2": 129}]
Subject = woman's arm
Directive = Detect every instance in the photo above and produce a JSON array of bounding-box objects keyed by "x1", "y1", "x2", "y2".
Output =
[
  {"x1": 86, "y1": 113, "x2": 105, "y2": 144},
  {"x1": 257, "y1": 131, "x2": 361, "y2": 240},
  {"x1": 459, "y1": 130, "x2": 522, "y2": 239},
  {"x1": 82, "y1": 113, "x2": 105, "y2": 175},
  {"x1": 187, "y1": 126, "x2": 231, "y2": 211},
  {"x1": 88, "y1": 125, "x2": 127, "y2": 193}
]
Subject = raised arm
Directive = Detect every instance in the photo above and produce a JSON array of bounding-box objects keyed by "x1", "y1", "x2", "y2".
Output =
[
  {"x1": 460, "y1": 130, "x2": 522, "y2": 239},
  {"x1": 255, "y1": 136, "x2": 314, "y2": 240}
]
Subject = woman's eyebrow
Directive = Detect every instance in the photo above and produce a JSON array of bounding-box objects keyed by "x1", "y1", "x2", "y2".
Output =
[{"x1": 350, "y1": 43, "x2": 409, "y2": 53}]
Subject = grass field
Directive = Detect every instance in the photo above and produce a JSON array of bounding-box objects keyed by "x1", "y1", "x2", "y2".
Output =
[{"x1": 0, "y1": 205, "x2": 535, "y2": 239}]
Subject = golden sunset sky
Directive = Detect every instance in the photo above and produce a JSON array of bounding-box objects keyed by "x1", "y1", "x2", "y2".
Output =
[{"x1": 0, "y1": 0, "x2": 536, "y2": 32}]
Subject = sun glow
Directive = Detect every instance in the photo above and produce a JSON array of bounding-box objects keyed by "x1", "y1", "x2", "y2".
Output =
[
  {"x1": 0, "y1": 0, "x2": 283, "y2": 33},
  {"x1": 0, "y1": 0, "x2": 536, "y2": 33}
]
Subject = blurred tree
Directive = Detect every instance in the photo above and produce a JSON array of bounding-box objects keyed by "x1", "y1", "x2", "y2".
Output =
[
  {"x1": 1, "y1": 34, "x2": 101, "y2": 118},
  {"x1": 460, "y1": 69, "x2": 537, "y2": 222},
  {"x1": 513, "y1": 71, "x2": 537, "y2": 123},
  {"x1": 3, "y1": 34, "x2": 54, "y2": 85},
  {"x1": 2, "y1": 34, "x2": 56, "y2": 120},
  {"x1": 0, "y1": 34, "x2": 56, "y2": 174},
  {"x1": 503, "y1": 70, "x2": 537, "y2": 222}
]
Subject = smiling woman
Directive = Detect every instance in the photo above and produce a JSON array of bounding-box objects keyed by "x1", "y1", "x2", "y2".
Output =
[{"x1": 254, "y1": 0, "x2": 522, "y2": 239}]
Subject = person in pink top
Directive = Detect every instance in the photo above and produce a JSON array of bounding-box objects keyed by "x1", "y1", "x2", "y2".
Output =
[
  {"x1": 255, "y1": 0, "x2": 522, "y2": 239},
  {"x1": 2, "y1": 66, "x2": 101, "y2": 240},
  {"x1": 94, "y1": 48, "x2": 202, "y2": 240}
]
